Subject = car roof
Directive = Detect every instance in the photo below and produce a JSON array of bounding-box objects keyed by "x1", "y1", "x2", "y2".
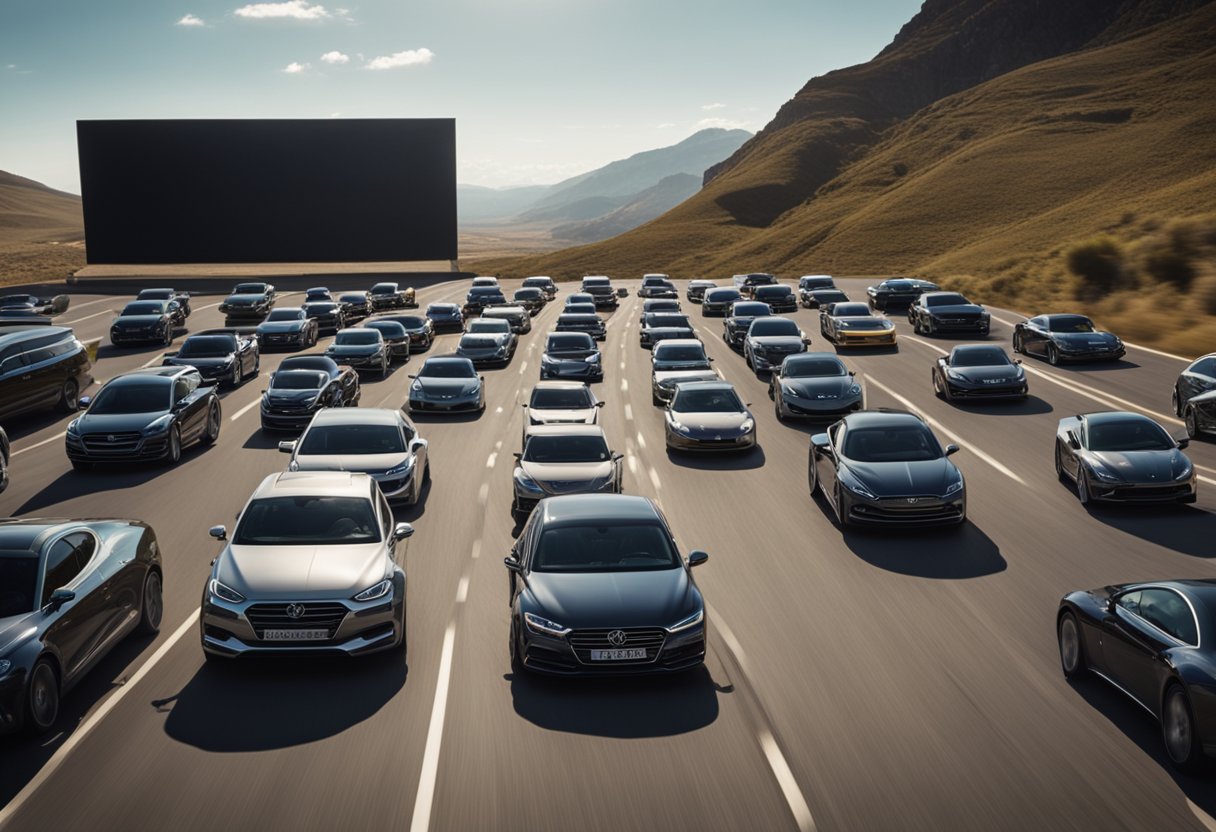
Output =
[
  {"x1": 533, "y1": 380, "x2": 589, "y2": 390},
  {"x1": 672, "y1": 379, "x2": 734, "y2": 392},
  {"x1": 1081, "y1": 410, "x2": 1150, "y2": 425},
  {"x1": 922, "y1": 291, "x2": 967, "y2": 300},
  {"x1": 787, "y1": 351, "x2": 844, "y2": 364},
  {"x1": 113, "y1": 367, "x2": 188, "y2": 382},
  {"x1": 309, "y1": 407, "x2": 404, "y2": 427},
  {"x1": 427, "y1": 303, "x2": 459, "y2": 310},
  {"x1": 538, "y1": 494, "x2": 661, "y2": 528},
  {"x1": 0, "y1": 519, "x2": 79, "y2": 552},
  {"x1": 253, "y1": 470, "x2": 374, "y2": 499},
  {"x1": 525, "y1": 424, "x2": 605, "y2": 437},
  {"x1": 841, "y1": 409, "x2": 923, "y2": 428},
  {"x1": 951, "y1": 344, "x2": 1006, "y2": 356},
  {"x1": 423, "y1": 355, "x2": 475, "y2": 366},
  {"x1": 653, "y1": 339, "x2": 703, "y2": 350},
  {"x1": 0, "y1": 325, "x2": 75, "y2": 348}
]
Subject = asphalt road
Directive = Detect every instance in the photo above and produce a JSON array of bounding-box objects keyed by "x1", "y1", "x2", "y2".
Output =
[{"x1": 2, "y1": 277, "x2": 1216, "y2": 831}]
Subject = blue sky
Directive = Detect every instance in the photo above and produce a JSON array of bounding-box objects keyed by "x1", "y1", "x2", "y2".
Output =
[{"x1": 0, "y1": 0, "x2": 923, "y2": 193}]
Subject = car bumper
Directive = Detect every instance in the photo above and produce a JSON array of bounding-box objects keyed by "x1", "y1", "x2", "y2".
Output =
[
  {"x1": 945, "y1": 381, "x2": 1027, "y2": 399},
  {"x1": 749, "y1": 351, "x2": 802, "y2": 371},
  {"x1": 67, "y1": 433, "x2": 172, "y2": 461},
  {"x1": 520, "y1": 625, "x2": 705, "y2": 676},
  {"x1": 409, "y1": 396, "x2": 481, "y2": 412},
  {"x1": 260, "y1": 408, "x2": 316, "y2": 431},
  {"x1": 666, "y1": 428, "x2": 757, "y2": 452},
  {"x1": 834, "y1": 332, "x2": 897, "y2": 347},
  {"x1": 221, "y1": 309, "x2": 269, "y2": 320},
  {"x1": 0, "y1": 672, "x2": 28, "y2": 735},
  {"x1": 779, "y1": 395, "x2": 864, "y2": 418},
  {"x1": 369, "y1": 297, "x2": 406, "y2": 310},
  {"x1": 702, "y1": 304, "x2": 730, "y2": 316},
  {"x1": 259, "y1": 332, "x2": 308, "y2": 348},
  {"x1": 110, "y1": 330, "x2": 164, "y2": 344},
  {"x1": 926, "y1": 319, "x2": 990, "y2": 334},
  {"x1": 766, "y1": 301, "x2": 798, "y2": 312},
  {"x1": 1087, "y1": 479, "x2": 1197, "y2": 503},
  {"x1": 429, "y1": 320, "x2": 464, "y2": 332},
  {"x1": 843, "y1": 491, "x2": 967, "y2": 526},
  {"x1": 1055, "y1": 347, "x2": 1126, "y2": 362},
  {"x1": 540, "y1": 361, "x2": 603, "y2": 381}
]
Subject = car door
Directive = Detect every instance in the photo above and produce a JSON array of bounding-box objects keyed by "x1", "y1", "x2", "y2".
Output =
[
  {"x1": 0, "y1": 350, "x2": 41, "y2": 419},
  {"x1": 1022, "y1": 318, "x2": 1049, "y2": 356},
  {"x1": 172, "y1": 374, "x2": 206, "y2": 442},
  {"x1": 817, "y1": 422, "x2": 845, "y2": 502},
  {"x1": 37, "y1": 533, "x2": 106, "y2": 684},
  {"x1": 1102, "y1": 588, "x2": 1192, "y2": 710},
  {"x1": 1180, "y1": 358, "x2": 1216, "y2": 407}
]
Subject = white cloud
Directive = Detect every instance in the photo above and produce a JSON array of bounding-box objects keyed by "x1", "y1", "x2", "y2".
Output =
[
  {"x1": 283, "y1": 61, "x2": 308, "y2": 73},
  {"x1": 701, "y1": 102, "x2": 726, "y2": 111},
  {"x1": 696, "y1": 117, "x2": 749, "y2": 130},
  {"x1": 235, "y1": 1, "x2": 330, "y2": 20},
  {"x1": 176, "y1": 13, "x2": 205, "y2": 26},
  {"x1": 656, "y1": 122, "x2": 676, "y2": 129},
  {"x1": 365, "y1": 48, "x2": 434, "y2": 70},
  {"x1": 320, "y1": 50, "x2": 349, "y2": 64}
]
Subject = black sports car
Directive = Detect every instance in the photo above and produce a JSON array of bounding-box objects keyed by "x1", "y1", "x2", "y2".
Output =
[
  {"x1": 256, "y1": 307, "x2": 319, "y2": 350},
  {"x1": 1174, "y1": 353, "x2": 1216, "y2": 417},
  {"x1": 302, "y1": 301, "x2": 347, "y2": 334},
  {"x1": 456, "y1": 330, "x2": 515, "y2": 366},
  {"x1": 136, "y1": 288, "x2": 191, "y2": 317},
  {"x1": 769, "y1": 353, "x2": 863, "y2": 421},
  {"x1": 325, "y1": 328, "x2": 390, "y2": 376},
  {"x1": 650, "y1": 340, "x2": 718, "y2": 406},
  {"x1": 513, "y1": 288, "x2": 546, "y2": 314},
  {"x1": 808, "y1": 410, "x2": 966, "y2": 528},
  {"x1": 0, "y1": 518, "x2": 163, "y2": 735},
  {"x1": 368, "y1": 282, "x2": 416, "y2": 310},
  {"x1": 463, "y1": 286, "x2": 507, "y2": 316},
  {"x1": 1013, "y1": 314, "x2": 1124, "y2": 364},
  {"x1": 522, "y1": 276, "x2": 557, "y2": 300},
  {"x1": 866, "y1": 278, "x2": 935, "y2": 311},
  {"x1": 0, "y1": 325, "x2": 93, "y2": 421},
  {"x1": 163, "y1": 329, "x2": 260, "y2": 388},
  {"x1": 425, "y1": 303, "x2": 465, "y2": 333},
  {"x1": 639, "y1": 313, "x2": 695, "y2": 349},
  {"x1": 109, "y1": 300, "x2": 182, "y2": 346},
  {"x1": 259, "y1": 355, "x2": 360, "y2": 431},
  {"x1": 733, "y1": 273, "x2": 778, "y2": 299},
  {"x1": 541, "y1": 333, "x2": 603, "y2": 382},
  {"x1": 0, "y1": 293, "x2": 70, "y2": 317},
  {"x1": 638, "y1": 276, "x2": 678, "y2": 299},
  {"x1": 819, "y1": 302, "x2": 897, "y2": 347},
  {"x1": 556, "y1": 313, "x2": 606, "y2": 341},
  {"x1": 369, "y1": 313, "x2": 435, "y2": 351},
  {"x1": 1055, "y1": 411, "x2": 1196, "y2": 505},
  {"x1": 504, "y1": 494, "x2": 708, "y2": 675},
  {"x1": 481, "y1": 305, "x2": 532, "y2": 335},
  {"x1": 304, "y1": 287, "x2": 333, "y2": 303},
  {"x1": 581, "y1": 277, "x2": 619, "y2": 310},
  {"x1": 801, "y1": 288, "x2": 849, "y2": 309},
  {"x1": 723, "y1": 301, "x2": 772, "y2": 349},
  {"x1": 932, "y1": 345, "x2": 1026, "y2": 401},
  {"x1": 218, "y1": 282, "x2": 276, "y2": 321},
  {"x1": 743, "y1": 317, "x2": 810, "y2": 372},
  {"x1": 752, "y1": 284, "x2": 797, "y2": 313},
  {"x1": 362, "y1": 320, "x2": 412, "y2": 362},
  {"x1": 338, "y1": 292, "x2": 371, "y2": 322},
  {"x1": 1057, "y1": 580, "x2": 1216, "y2": 770},
  {"x1": 66, "y1": 367, "x2": 221, "y2": 468},
  {"x1": 797, "y1": 275, "x2": 836, "y2": 293},
  {"x1": 686, "y1": 280, "x2": 716, "y2": 303},
  {"x1": 639, "y1": 299, "x2": 681, "y2": 325},
  {"x1": 408, "y1": 356, "x2": 485, "y2": 413},
  {"x1": 701, "y1": 288, "x2": 743, "y2": 317},
  {"x1": 909, "y1": 292, "x2": 991, "y2": 336}
]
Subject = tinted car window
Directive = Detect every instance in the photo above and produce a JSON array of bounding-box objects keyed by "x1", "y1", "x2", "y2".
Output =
[
  {"x1": 366, "y1": 322, "x2": 407, "y2": 338},
  {"x1": 1189, "y1": 357, "x2": 1216, "y2": 377},
  {"x1": 925, "y1": 294, "x2": 969, "y2": 306},
  {"x1": 547, "y1": 334, "x2": 595, "y2": 351},
  {"x1": 121, "y1": 301, "x2": 166, "y2": 316},
  {"x1": 523, "y1": 434, "x2": 610, "y2": 462},
  {"x1": 0, "y1": 555, "x2": 39, "y2": 616},
  {"x1": 41, "y1": 537, "x2": 87, "y2": 604},
  {"x1": 951, "y1": 347, "x2": 1011, "y2": 367},
  {"x1": 832, "y1": 304, "x2": 872, "y2": 317},
  {"x1": 234, "y1": 496, "x2": 381, "y2": 545},
  {"x1": 90, "y1": 381, "x2": 169, "y2": 414},
  {"x1": 178, "y1": 336, "x2": 234, "y2": 358},
  {"x1": 1048, "y1": 315, "x2": 1095, "y2": 332},
  {"x1": 784, "y1": 357, "x2": 846, "y2": 377},
  {"x1": 531, "y1": 387, "x2": 592, "y2": 408},
  {"x1": 672, "y1": 388, "x2": 744, "y2": 412},
  {"x1": 419, "y1": 361, "x2": 476, "y2": 378},
  {"x1": 299, "y1": 424, "x2": 405, "y2": 455},
  {"x1": 749, "y1": 319, "x2": 800, "y2": 336},
  {"x1": 266, "y1": 309, "x2": 304, "y2": 322},
  {"x1": 272, "y1": 371, "x2": 327, "y2": 390},
  {"x1": 468, "y1": 320, "x2": 510, "y2": 334},
  {"x1": 730, "y1": 304, "x2": 769, "y2": 317},
  {"x1": 335, "y1": 330, "x2": 381, "y2": 345},
  {"x1": 1087, "y1": 419, "x2": 1174, "y2": 452},
  {"x1": 646, "y1": 315, "x2": 690, "y2": 328},
  {"x1": 842, "y1": 425, "x2": 942, "y2": 462},
  {"x1": 1138, "y1": 589, "x2": 1198, "y2": 644},
  {"x1": 653, "y1": 344, "x2": 708, "y2": 362},
  {"x1": 371, "y1": 284, "x2": 397, "y2": 294},
  {"x1": 533, "y1": 524, "x2": 678, "y2": 572}
]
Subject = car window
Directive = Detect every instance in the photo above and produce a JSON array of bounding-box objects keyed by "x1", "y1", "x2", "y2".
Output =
[
  {"x1": 1116, "y1": 590, "x2": 1142, "y2": 615},
  {"x1": 234, "y1": 496, "x2": 381, "y2": 545},
  {"x1": 841, "y1": 424, "x2": 942, "y2": 462},
  {"x1": 1190, "y1": 357, "x2": 1216, "y2": 378},
  {"x1": 378, "y1": 492, "x2": 393, "y2": 540},
  {"x1": 173, "y1": 379, "x2": 190, "y2": 402},
  {"x1": 41, "y1": 535, "x2": 90, "y2": 604},
  {"x1": 1138, "y1": 589, "x2": 1199, "y2": 644},
  {"x1": 533, "y1": 524, "x2": 679, "y2": 572},
  {"x1": 1028, "y1": 317, "x2": 1045, "y2": 328},
  {"x1": 1087, "y1": 419, "x2": 1174, "y2": 452}
]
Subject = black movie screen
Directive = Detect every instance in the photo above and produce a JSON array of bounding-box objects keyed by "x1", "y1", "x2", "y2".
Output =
[{"x1": 77, "y1": 119, "x2": 456, "y2": 264}]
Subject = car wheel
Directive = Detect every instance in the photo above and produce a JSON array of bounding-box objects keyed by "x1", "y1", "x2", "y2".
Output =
[
  {"x1": 745, "y1": 350, "x2": 753, "y2": 370},
  {"x1": 381, "y1": 358, "x2": 389, "y2": 378},
  {"x1": 933, "y1": 371, "x2": 944, "y2": 399},
  {"x1": 1185, "y1": 406, "x2": 1200, "y2": 440},
  {"x1": 1076, "y1": 469, "x2": 1092, "y2": 505},
  {"x1": 1054, "y1": 443, "x2": 1067, "y2": 481},
  {"x1": 834, "y1": 484, "x2": 852, "y2": 528},
  {"x1": 230, "y1": 363, "x2": 241, "y2": 388},
  {"x1": 509, "y1": 618, "x2": 524, "y2": 673},
  {"x1": 200, "y1": 401, "x2": 220, "y2": 445},
  {"x1": 775, "y1": 397, "x2": 786, "y2": 423},
  {"x1": 162, "y1": 327, "x2": 172, "y2": 347},
  {"x1": 1013, "y1": 332, "x2": 1023, "y2": 354},
  {"x1": 164, "y1": 425, "x2": 182, "y2": 466},
  {"x1": 136, "y1": 569, "x2": 164, "y2": 635},
  {"x1": 1164, "y1": 684, "x2": 1204, "y2": 772},
  {"x1": 252, "y1": 355, "x2": 260, "y2": 376},
  {"x1": 1047, "y1": 344, "x2": 1060, "y2": 366},
  {"x1": 58, "y1": 378, "x2": 79, "y2": 413},
  {"x1": 24, "y1": 659, "x2": 59, "y2": 734},
  {"x1": 1058, "y1": 612, "x2": 1085, "y2": 679},
  {"x1": 807, "y1": 449, "x2": 818, "y2": 495},
  {"x1": 1173, "y1": 388, "x2": 1182, "y2": 417}
]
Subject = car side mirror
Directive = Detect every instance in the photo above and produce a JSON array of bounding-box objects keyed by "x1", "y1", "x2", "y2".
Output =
[
  {"x1": 1177, "y1": 437, "x2": 1190, "y2": 450},
  {"x1": 45, "y1": 588, "x2": 76, "y2": 612},
  {"x1": 480, "y1": 375, "x2": 485, "y2": 381},
  {"x1": 209, "y1": 525, "x2": 227, "y2": 541},
  {"x1": 503, "y1": 557, "x2": 522, "y2": 573},
  {"x1": 278, "y1": 440, "x2": 296, "y2": 454},
  {"x1": 848, "y1": 370, "x2": 856, "y2": 377},
  {"x1": 811, "y1": 433, "x2": 832, "y2": 453},
  {"x1": 513, "y1": 452, "x2": 523, "y2": 460},
  {"x1": 78, "y1": 395, "x2": 92, "y2": 408},
  {"x1": 945, "y1": 444, "x2": 960, "y2": 456},
  {"x1": 407, "y1": 374, "x2": 417, "y2": 379},
  {"x1": 393, "y1": 522, "x2": 415, "y2": 541},
  {"x1": 708, "y1": 356, "x2": 715, "y2": 362},
  {"x1": 687, "y1": 550, "x2": 709, "y2": 568},
  {"x1": 1105, "y1": 596, "x2": 1117, "y2": 613},
  {"x1": 1066, "y1": 431, "x2": 1081, "y2": 450},
  {"x1": 594, "y1": 401, "x2": 605, "y2": 407},
  {"x1": 612, "y1": 452, "x2": 624, "y2": 461},
  {"x1": 1014, "y1": 359, "x2": 1023, "y2": 365}
]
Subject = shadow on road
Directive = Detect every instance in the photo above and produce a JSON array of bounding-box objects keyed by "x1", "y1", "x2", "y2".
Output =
[
  {"x1": 507, "y1": 665, "x2": 723, "y2": 738},
  {"x1": 407, "y1": 410, "x2": 484, "y2": 424},
  {"x1": 12, "y1": 452, "x2": 208, "y2": 514},
  {"x1": 946, "y1": 395, "x2": 1054, "y2": 416},
  {"x1": 161, "y1": 652, "x2": 407, "y2": 752},
  {"x1": 1085, "y1": 504, "x2": 1216, "y2": 558},
  {"x1": 2, "y1": 410, "x2": 71, "y2": 443},
  {"x1": 1067, "y1": 674, "x2": 1216, "y2": 816},
  {"x1": 1055, "y1": 359, "x2": 1142, "y2": 373},
  {"x1": 665, "y1": 446, "x2": 766, "y2": 471},
  {"x1": 842, "y1": 521, "x2": 1007, "y2": 578}
]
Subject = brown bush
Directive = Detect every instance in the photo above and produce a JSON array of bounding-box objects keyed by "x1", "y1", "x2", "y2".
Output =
[
  {"x1": 1066, "y1": 235, "x2": 1126, "y2": 300},
  {"x1": 1194, "y1": 269, "x2": 1216, "y2": 316}
]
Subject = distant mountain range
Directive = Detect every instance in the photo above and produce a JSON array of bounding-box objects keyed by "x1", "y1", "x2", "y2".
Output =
[{"x1": 458, "y1": 128, "x2": 751, "y2": 243}]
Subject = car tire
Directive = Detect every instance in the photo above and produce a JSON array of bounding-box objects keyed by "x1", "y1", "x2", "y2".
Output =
[
  {"x1": 136, "y1": 569, "x2": 164, "y2": 636},
  {"x1": 164, "y1": 425, "x2": 182, "y2": 466},
  {"x1": 1047, "y1": 344, "x2": 1060, "y2": 366},
  {"x1": 1057, "y1": 612, "x2": 1085, "y2": 679},
  {"x1": 807, "y1": 449, "x2": 818, "y2": 495},
  {"x1": 1163, "y1": 684, "x2": 1204, "y2": 772},
  {"x1": 1054, "y1": 443, "x2": 1068, "y2": 481},
  {"x1": 509, "y1": 619, "x2": 524, "y2": 673},
  {"x1": 251, "y1": 354, "x2": 260, "y2": 377},
  {"x1": 200, "y1": 401, "x2": 220, "y2": 445},
  {"x1": 381, "y1": 358, "x2": 389, "y2": 378},
  {"x1": 24, "y1": 659, "x2": 59, "y2": 735},
  {"x1": 230, "y1": 364, "x2": 241, "y2": 388},
  {"x1": 834, "y1": 484, "x2": 852, "y2": 528},
  {"x1": 58, "y1": 378, "x2": 79, "y2": 413},
  {"x1": 933, "y1": 371, "x2": 944, "y2": 399},
  {"x1": 1185, "y1": 406, "x2": 1200, "y2": 440},
  {"x1": 162, "y1": 327, "x2": 172, "y2": 347},
  {"x1": 1013, "y1": 332, "x2": 1023, "y2": 354},
  {"x1": 1076, "y1": 469, "x2": 1092, "y2": 506},
  {"x1": 1173, "y1": 387, "x2": 1182, "y2": 417}
]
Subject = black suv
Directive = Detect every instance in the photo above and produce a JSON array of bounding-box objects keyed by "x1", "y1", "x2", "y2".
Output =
[{"x1": 0, "y1": 325, "x2": 93, "y2": 421}]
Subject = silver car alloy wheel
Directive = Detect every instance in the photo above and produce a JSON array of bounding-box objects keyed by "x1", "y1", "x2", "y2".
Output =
[
  {"x1": 1059, "y1": 616, "x2": 1080, "y2": 674},
  {"x1": 1164, "y1": 688, "x2": 1194, "y2": 765}
]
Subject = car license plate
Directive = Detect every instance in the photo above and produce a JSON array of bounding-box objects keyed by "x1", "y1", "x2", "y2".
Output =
[
  {"x1": 590, "y1": 648, "x2": 647, "y2": 661},
  {"x1": 262, "y1": 629, "x2": 328, "y2": 641}
]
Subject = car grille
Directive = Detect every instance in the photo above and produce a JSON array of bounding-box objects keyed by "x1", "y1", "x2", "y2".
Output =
[
  {"x1": 246, "y1": 602, "x2": 349, "y2": 639},
  {"x1": 568, "y1": 628, "x2": 666, "y2": 664},
  {"x1": 262, "y1": 333, "x2": 298, "y2": 344},
  {"x1": 852, "y1": 498, "x2": 963, "y2": 523},
  {"x1": 81, "y1": 432, "x2": 142, "y2": 452},
  {"x1": 1105, "y1": 484, "x2": 1192, "y2": 500}
]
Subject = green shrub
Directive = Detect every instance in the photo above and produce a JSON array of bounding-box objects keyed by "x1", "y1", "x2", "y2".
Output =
[{"x1": 1066, "y1": 235, "x2": 1126, "y2": 300}]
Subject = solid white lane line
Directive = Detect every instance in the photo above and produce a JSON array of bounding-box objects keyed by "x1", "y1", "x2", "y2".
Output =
[
  {"x1": 495, "y1": 406, "x2": 503, "y2": 414},
  {"x1": 140, "y1": 352, "x2": 168, "y2": 368},
  {"x1": 61, "y1": 308, "x2": 115, "y2": 325},
  {"x1": 0, "y1": 609, "x2": 201, "y2": 829},
  {"x1": 518, "y1": 361, "x2": 528, "y2": 375},
  {"x1": 12, "y1": 432, "x2": 66, "y2": 456},
  {"x1": 866, "y1": 375, "x2": 1025, "y2": 483},
  {"x1": 760, "y1": 731, "x2": 818, "y2": 832},
  {"x1": 228, "y1": 399, "x2": 260, "y2": 422},
  {"x1": 624, "y1": 403, "x2": 633, "y2": 421},
  {"x1": 409, "y1": 622, "x2": 457, "y2": 832},
  {"x1": 648, "y1": 466, "x2": 661, "y2": 490},
  {"x1": 495, "y1": 439, "x2": 502, "y2": 451},
  {"x1": 471, "y1": 539, "x2": 481, "y2": 560},
  {"x1": 619, "y1": 360, "x2": 626, "y2": 371}
]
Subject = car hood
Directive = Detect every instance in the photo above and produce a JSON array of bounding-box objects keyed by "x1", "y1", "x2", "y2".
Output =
[
  {"x1": 0, "y1": 611, "x2": 39, "y2": 650},
  {"x1": 293, "y1": 452, "x2": 411, "y2": 475},
  {"x1": 416, "y1": 377, "x2": 479, "y2": 395},
  {"x1": 843, "y1": 457, "x2": 959, "y2": 497},
  {"x1": 264, "y1": 389, "x2": 321, "y2": 405},
  {"x1": 225, "y1": 294, "x2": 265, "y2": 304},
  {"x1": 926, "y1": 303, "x2": 984, "y2": 315},
  {"x1": 520, "y1": 460, "x2": 613, "y2": 494},
  {"x1": 218, "y1": 543, "x2": 386, "y2": 599},
  {"x1": 545, "y1": 350, "x2": 596, "y2": 362},
  {"x1": 113, "y1": 315, "x2": 165, "y2": 327},
  {"x1": 948, "y1": 365, "x2": 1023, "y2": 383},
  {"x1": 1088, "y1": 449, "x2": 1190, "y2": 481},
  {"x1": 782, "y1": 376, "x2": 858, "y2": 398},
  {"x1": 164, "y1": 355, "x2": 233, "y2": 369},
  {"x1": 530, "y1": 408, "x2": 597, "y2": 425},
  {"x1": 77, "y1": 411, "x2": 164, "y2": 431},
  {"x1": 655, "y1": 369, "x2": 719, "y2": 386},
  {"x1": 258, "y1": 321, "x2": 304, "y2": 333},
  {"x1": 671, "y1": 411, "x2": 750, "y2": 431},
  {"x1": 749, "y1": 336, "x2": 804, "y2": 349},
  {"x1": 524, "y1": 567, "x2": 694, "y2": 629},
  {"x1": 327, "y1": 345, "x2": 380, "y2": 357},
  {"x1": 1053, "y1": 331, "x2": 1119, "y2": 346}
]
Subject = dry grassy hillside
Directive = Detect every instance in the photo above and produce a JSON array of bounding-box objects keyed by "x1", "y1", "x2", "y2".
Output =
[{"x1": 0, "y1": 171, "x2": 85, "y2": 285}]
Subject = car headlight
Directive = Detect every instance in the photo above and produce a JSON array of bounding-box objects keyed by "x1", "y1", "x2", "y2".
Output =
[
  {"x1": 524, "y1": 612, "x2": 570, "y2": 637},
  {"x1": 740, "y1": 419, "x2": 754, "y2": 434},
  {"x1": 410, "y1": 380, "x2": 423, "y2": 393},
  {"x1": 514, "y1": 469, "x2": 544, "y2": 492},
  {"x1": 849, "y1": 384, "x2": 862, "y2": 395},
  {"x1": 668, "y1": 418, "x2": 690, "y2": 434},
  {"x1": 1088, "y1": 464, "x2": 1120, "y2": 482},
  {"x1": 840, "y1": 472, "x2": 876, "y2": 500},
  {"x1": 66, "y1": 419, "x2": 81, "y2": 437},
  {"x1": 142, "y1": 414, "x2": 174, "y2": 436},
  {"x1": 542, "y1": 354, "x2": 558, "y2": 365},
  {"x1": 945, "y1": 477, "x2": 964, "y2": 496},
  {"x1": 1176, "y1": 462, "x2": 1194, "y2": 481},
  {"x1": 353, "y1": 579, "x2": 393, "y2": 602},
  {"x1": 386, "y1": 457, "x2": 415, "y2": 478},
  {"x1": 222, "y1": 356, "x2": 235, "y2": 366},
  {"x1": 946, "y1": 370, "x2": 966, "y2": 382},
  {"x1": 781, "y1": 384, "x2": 800, "y2": 397},
  {"x1": 667, "y1": 608, "x2": 704, "y2": 633},
  {"x1": 208, "y1": 578, "x2": 245, "y2": 604},
  {"x1": 585, "y1": 352, "x2": 601, "y2": 363}
]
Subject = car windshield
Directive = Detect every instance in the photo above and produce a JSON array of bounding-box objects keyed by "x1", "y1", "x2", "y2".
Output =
[
  {"x1": 522, "y1": 278, "x2": 550, "y2": 287},
  {"x1": 750, "y1": 319, "x2": 800, "y2": 336},
  {"x1": 832, "y1": 304, "x2": 871, "y2": 317},
  {"x1": 842, "y1": 425, "x2": 942, "y2": 462},
  {"x1": 1048, "y1": 315, "x2": 1096, "y2": 333},
  {"x1": 468, "y1": 321, "x2": 510, "y2": 334},
  {"x1": 234, "y1": 496, "x2": 381, "y2": 545},
  {"x1": 531, "y1": 387, "x2": 592, "y2": 408},
  {"x1": 306, "y1": 290, "x2": 330, "y2": 299},
  {"x1": 672, "y1": 388, "x2": 744, "y2": 412},
  {"x1": 366, "y1": 322, "x2": 406, "y2": 338},
  {"x1": 547, "y1": 335, "x2": 594, "y2": 352},
  {"x1": 731, "y1": 304, "x2": 769, "y2": 318},
  {"x1": 299, "y1": 424, "x2": 404, "y2": 455},
  {"x1": 567, "y1": 295, "x2": 594, "y2": 304},
  {"x1": 177, "y1": 336, "x2": 234, "y2": 358},
  {"x1": 1087, "y1": 419, "x2": 1175, "y2": 452},
  {"x1": 427, "y1": 305, "x2": 456, "y2": 315},
  {"x1": 926, "y1": 294, "x2": 969, "y2": 306},
  {"x1": 266, "y1": 309, "x2": 303, "y2": 322},
  {"x1": 308, "y1": 303, "x2": 338, "y2": 314},
  {"x1": 707, "y1": 290, "x2": 741, "y2": 302},
  {"x1": 515, "y1": 289, "x2": 541, "y2": 298},
  {"x1": 0, "y1": 555, "x2": 38, "y2": 616},
  {"x1": 646, "y1": 314, "x2": 689, "y2": 328},
  {"x1": 335, "y1": 330, "x2": 379, "y2": 345},
  {"x1": 523, "y1": 434, "x2": 610, "y2": 463},
  {"x1": 951, "y1": 347, "x2": 1011, "y2": 367},
  {"x1": 121, "y1": 302, "x2": 164, "y2": 316},
  {"x1": 469, "y1": 288, "x2": 503, "y2": 298},
  {"x1": 340, "y1": 294, "x2": 366, "y2": 303},
  {"x1": 271, "y1": 371, "x2": 326, "y2": 391},
  {"x1": 460, "y1": 336, "x2": 499, "y2": 349},
  {"x1": 393, "y1": 316, "x2": 426, "y2": 328},
  {"x1": 89, "y1": 380, "x2": 169, "y2": 414},
  {"x1": 138, "y1": 290, "x2": 172, "y2": 300},
  {"x1": 654, "y1": 345, "x2": 708, "y2": 363},
  {"x1": 817, "y1": 292, "x2": 848, "y2": 302},
  {"x1": 533, "y1": 524, "x2": 678, "y2": 573},
  {"x1": 839, "y1": 319, "x2": 889, "y2": 330},
  {"x1": 800, "y1": 278, "x2": 833, "y2": 289},
  {"x1": 883, "y1": 281, "x2": 914, "y2": 291},
  {"x1": 371, "y1": 284, "x2": 397, "y2": 294},
  {"x1": 646, "y1": 302, "x2": 679, "y2": 312},
  {"x1": 756, "y1": 287, "x2": 791, "y2": 297},
  {"x1": 565, "y1": 305, "x2": 597, "y2": 314},
  {"x1": 784, "y1": 357, "x2": 846, "y2": 377},
  {"x1": 234, "y1": 284, "x2": 265, "y2": 294},
  {"x1": 419, "y1": 361, "x2": 475, "y2": 378}
]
